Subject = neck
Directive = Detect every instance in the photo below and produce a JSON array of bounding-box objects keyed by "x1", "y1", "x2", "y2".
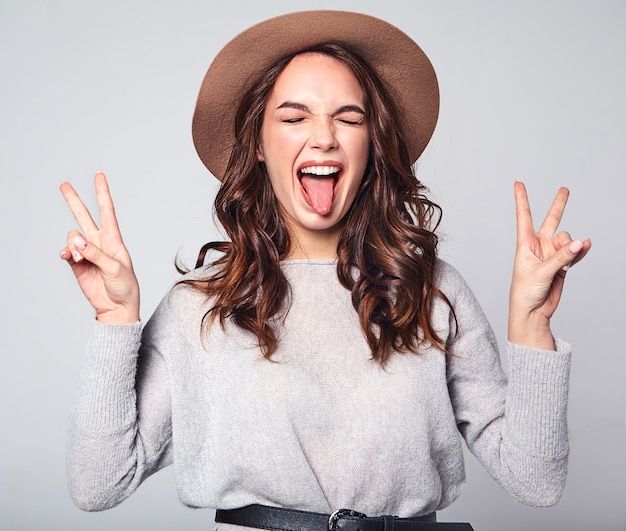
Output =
[{"x1": 286, "y1": 223, "x2": 343, "y2": 260}]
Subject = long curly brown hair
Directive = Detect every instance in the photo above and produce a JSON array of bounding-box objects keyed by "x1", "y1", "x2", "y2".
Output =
[{"x1": 180, "y1": 43, "x2": 454, "y2": 365}]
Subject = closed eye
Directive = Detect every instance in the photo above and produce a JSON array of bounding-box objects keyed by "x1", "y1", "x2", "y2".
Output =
[
  {"x1": 338, "y1": 118, "x2": 363, "y2": 125},
  {"x1": 335, "y1": 106, "x2": 366, "y2": 126}
]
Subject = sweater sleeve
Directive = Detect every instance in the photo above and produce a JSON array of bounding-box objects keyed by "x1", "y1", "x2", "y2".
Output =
[
  {"x1": 442, "y1": 263, "x2": 571, "y2": 507},
  {"x1": 66, "y1": 311, "x2": 174, "y2": 511}
]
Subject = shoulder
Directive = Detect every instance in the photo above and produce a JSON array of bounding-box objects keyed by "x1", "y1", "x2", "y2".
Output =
[
  {"x1": 432, "y1": 258, "x2": 488, "y2": 321},
  {"x1": 144, "y1": 265, "x2": 217, "y2": 334},
  {"x1": 434, "y1": 258, "x2": 473, "y2": 299},
  {"x1": 432, "y1": 258, "x2": 496, "y2": 340}
]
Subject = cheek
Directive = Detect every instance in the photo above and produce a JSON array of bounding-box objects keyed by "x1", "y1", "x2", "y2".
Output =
[
  {"x1": 258, "y1": 126, "x2": 288, "y2": 165},
  {"x1": 345, "y1": 128, "x2": 370, "y2": 161},
  {"x1": 264, "y1": 160, "x2": 293, "y2": 204}
]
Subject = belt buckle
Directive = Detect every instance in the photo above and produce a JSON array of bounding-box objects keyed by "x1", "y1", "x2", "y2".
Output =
[{"x1": 328, "y1": 508, "x2": 367, "y2": 531}]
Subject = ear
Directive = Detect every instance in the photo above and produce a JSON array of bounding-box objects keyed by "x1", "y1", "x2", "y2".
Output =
[{"x1": 256, "y1": 143, "x2": 265, "y2": 162}]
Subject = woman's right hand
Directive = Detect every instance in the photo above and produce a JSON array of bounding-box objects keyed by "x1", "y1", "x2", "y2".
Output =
[{"x1": 60, "y1": 172, "x2": 140, "y2": 324}]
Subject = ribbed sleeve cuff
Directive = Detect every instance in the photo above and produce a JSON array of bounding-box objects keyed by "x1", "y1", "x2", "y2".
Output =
[
  {"x1": 505, "y1": 339, "x2": 572, "y2": 457},
  {"x1": 71, "y1": 320, "x2": 143, "y2": 432}
]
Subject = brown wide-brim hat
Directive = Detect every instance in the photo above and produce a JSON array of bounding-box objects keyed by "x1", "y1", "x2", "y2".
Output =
[{"x1": 192, "y1": 10, "x2": 439, "y2": 181}]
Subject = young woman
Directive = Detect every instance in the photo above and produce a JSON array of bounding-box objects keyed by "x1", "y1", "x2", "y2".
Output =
[{"x1": 59, "y1": 11, "x2": 590, "y2": 531}]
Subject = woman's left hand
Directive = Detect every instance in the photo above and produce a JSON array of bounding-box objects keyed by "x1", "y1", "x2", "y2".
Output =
[{"x1": 508, "y1": 181, "x2": 591, "y2": 350}]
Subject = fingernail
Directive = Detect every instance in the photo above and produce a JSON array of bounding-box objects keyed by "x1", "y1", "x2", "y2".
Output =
[
  {"x1": 60, "y1": 249, "x2": 69, "y2": 260},
  {"x1": 73, "y1": 235, "x2": 87, "y2": 250},
  {"x1": 568, "y1": 240, "x2": 583, "y2": 254},
  {"x1": 562, "y1": 264, "x2": 571, "y2": 272},
  {"x1": 72, "y1": 250, "x2": 82, "y2": 262}
]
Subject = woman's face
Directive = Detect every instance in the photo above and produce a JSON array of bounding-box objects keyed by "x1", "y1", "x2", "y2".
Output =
[{"x1": 258, "y1": 52, "x2": 370, "y2": 250}]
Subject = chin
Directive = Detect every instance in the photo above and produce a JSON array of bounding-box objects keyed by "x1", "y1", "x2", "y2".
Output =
[{"x1": 308, "y1": 213, "x2": 348, "y2": 232}]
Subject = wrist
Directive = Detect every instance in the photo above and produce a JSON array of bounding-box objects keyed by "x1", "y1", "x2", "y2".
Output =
[{"x1": 508, "y1": 310, "x2": 555, "y2": 351}]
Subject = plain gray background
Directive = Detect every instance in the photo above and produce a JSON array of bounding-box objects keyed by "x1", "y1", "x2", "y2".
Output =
[{"x1": 1, "y1": 1, "x2": 624, "y2": 530}]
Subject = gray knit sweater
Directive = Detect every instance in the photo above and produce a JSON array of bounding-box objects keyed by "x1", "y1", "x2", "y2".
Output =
[{"x1": 67, "y1": 259, "x2": 571, "y2": 518}]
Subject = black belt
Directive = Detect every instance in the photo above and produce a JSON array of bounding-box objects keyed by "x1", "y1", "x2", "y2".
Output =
[{"x1": 215, "y1": 504, "x2": 474, "y2": 531}]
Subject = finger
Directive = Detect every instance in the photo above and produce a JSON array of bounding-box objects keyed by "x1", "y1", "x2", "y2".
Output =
[
  {"x1": 65, "y1": 230, "x2": 88, "y2": 263},
  {"x1": 538, "y1": 187, "x2": 569, "y2": 237},
  {"x1": 552, "y1": 231, "x2": 573, "y2": 250},
  {"x1": 552, "y1": 231, "x2": 591, "y2": 271},
  {"x1": 563, "y1": 238, "x2": 592, "y2": 271},
  {"x1": 69, "y1": 233, "x2": 121, "y2": 275},
  {"x1": 94, "y1": 172, "x2": 121, "y2": 233},
  {"x1": 59, "y1": 247, "x2": 72, "y2": 263},
  {"x1": 60, "y1": 246, "x2": 81, "y2": 268},
  {"x1": 514, "y1": 181, "x2": 535, "y2": 241},
  {"x1": 60, "y1": 181, "x2": 99, "y2": 237}
]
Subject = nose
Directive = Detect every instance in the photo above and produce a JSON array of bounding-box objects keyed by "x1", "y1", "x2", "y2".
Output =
[{"x1": 309, "y1": 119, "x2": 338, "y2": 151}]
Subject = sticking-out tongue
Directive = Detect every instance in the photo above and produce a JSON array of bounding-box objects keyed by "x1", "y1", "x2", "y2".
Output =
[{"x1": 300, "y1": 175, "x2": 335, "y2": 215}]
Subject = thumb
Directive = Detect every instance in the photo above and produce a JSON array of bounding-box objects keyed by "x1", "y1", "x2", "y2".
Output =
[
  {"x1": 548, "y1": 239, "x2": 584, "y2": 275},
  {"x1": 72, "y1": 234, "x2": 118, "y2": 275}
]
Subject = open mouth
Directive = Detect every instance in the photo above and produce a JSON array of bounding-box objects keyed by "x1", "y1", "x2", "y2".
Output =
[{"x1": 298, "y1": 165, "x2": 342, "y2": 216}]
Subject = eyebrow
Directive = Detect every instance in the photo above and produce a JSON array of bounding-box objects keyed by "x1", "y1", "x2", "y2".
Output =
[{"x1": 276, "y1": 101, "x2": 366, "y2": 116}]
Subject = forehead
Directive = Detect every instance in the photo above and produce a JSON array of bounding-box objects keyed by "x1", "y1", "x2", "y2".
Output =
[{"x1": 269, "y1": 52, "x2": 364, "y2": 102}]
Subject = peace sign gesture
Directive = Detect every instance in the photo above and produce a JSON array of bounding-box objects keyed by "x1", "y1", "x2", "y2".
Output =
[
  {"x1": 60, "y1": 172, "x2": 140, "y2": 324},
  {"x1": 508, "y1": 181, "x2": 591, "y2": 350}
]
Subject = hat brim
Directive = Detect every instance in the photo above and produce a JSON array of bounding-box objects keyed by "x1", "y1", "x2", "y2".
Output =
[{"x1": 192, "y1": 10, "x2": 439, "y2": 181}]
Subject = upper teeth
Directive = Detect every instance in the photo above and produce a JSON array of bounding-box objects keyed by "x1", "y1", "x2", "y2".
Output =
[{"x1": 300, "y1": 166, "x2": 340, "y2": 176}]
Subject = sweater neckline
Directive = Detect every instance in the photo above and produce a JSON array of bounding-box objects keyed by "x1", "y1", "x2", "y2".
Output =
[{"x1": 280, "y1": 259, "x2": 338, "y2": 266}]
